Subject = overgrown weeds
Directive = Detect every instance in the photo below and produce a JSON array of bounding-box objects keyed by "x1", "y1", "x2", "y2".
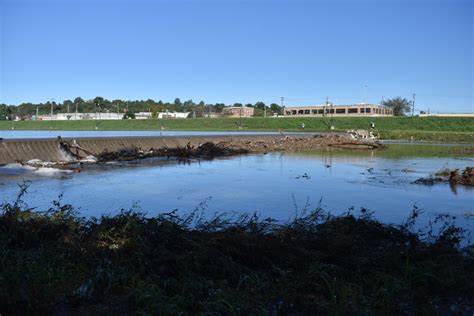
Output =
[{"x1": 1, "y1": 187, "x2": 473, "y2": 315}]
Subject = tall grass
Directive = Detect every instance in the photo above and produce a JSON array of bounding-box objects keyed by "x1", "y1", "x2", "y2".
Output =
[{"x1": 0, "y1": 185, "x2": 473, "y2": 314}]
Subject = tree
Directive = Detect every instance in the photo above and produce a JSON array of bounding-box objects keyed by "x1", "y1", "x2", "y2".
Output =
[
  {"x1": 74, "y1": 97, "x2": 84, "y2": 104},
  {"x1": 63, "y1": 100, "x2": 73, "y2": 113},
  {"x1": 123, "y1": 111, "x2": 136, "y2": 119},
  {"x1": 254, "y1": 102, "x2": 266, "y2": 110},
  {"x1": 93, "y1": 96, "x2": 105, "y2": 105},
  {"x1": 270, "y1": 103, "x2": 281, "y2": 114},
  {"x1": 0, "y1": 104, "x2": 9, "y2": 120},
  {"x1": 382, "y1": 97, "x2": 411, "y2": 116}
]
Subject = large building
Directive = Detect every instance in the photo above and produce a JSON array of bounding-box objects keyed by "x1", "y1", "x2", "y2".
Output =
[
  {"x1": 285, "y1": 104, "x2": 393, "y2": 117},
  {"x1": 222, "y1": 107, "x2": 255, "y2": 117}
]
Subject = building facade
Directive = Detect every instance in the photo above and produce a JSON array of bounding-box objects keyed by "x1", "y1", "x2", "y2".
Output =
[
  {"x1": 222, "y1": 107, "x2": 255, "y2": 117},
  {"x1": 285, "y1": 104, "x2": 393, "y2": 117}
]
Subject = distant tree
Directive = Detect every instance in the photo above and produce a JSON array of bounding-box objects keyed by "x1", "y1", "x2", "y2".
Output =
[
  {"x1": 183, "y1": 99, "x2": 195, "y2": 111},
  {"x1": 63, "y1": 100, "x2": 73, "y2": 113},
  {"x1": 0, "y1": 104, "x2": 9, "y2": 120},
  {"x1": 254, "y1": 102, "x2": 266, "y2": 110},
  {"x1": 123, "y1": 111, "x2": 136, "y2": 119},
  {"x1": 382, "y1": 97, "x2": 412, "y2": 116},
  {"x1": 74, "y1": 97, "x2": 84, "y2": 104},
  {"x1": 93, "y1": 96, "x2": 105, "y2": 105},
  {"x1": 214, "y1": 103, "x2": 225, "y2": 113},
  {"x1": 270, "y1": 103, "x2": 281, "y2": 114},
  {"x1": 233, "y1": 103, "x2": 243, "y2": 107},
  {"x1": 151, "y1": 107, "x2": 162, "y2": 119}
]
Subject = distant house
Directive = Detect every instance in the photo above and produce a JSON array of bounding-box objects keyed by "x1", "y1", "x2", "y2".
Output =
[
  {"x1": 158, "y1": 111, "x2": 190, "y2": 119},
  {"x1": 223, "y1": 107, "x2": 254, "y2": 117}
]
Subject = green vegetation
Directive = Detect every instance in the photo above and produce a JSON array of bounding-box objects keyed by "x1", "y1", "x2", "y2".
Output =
[
  {"x1": 382, "y1": 97, "x2": 412, "y2": 116},
  {"x1": 1, "y1": 116, "x2": 473, "y2": 142},
  {"x1": 1, "y1": 186, "x2": 473, "y2": 314},
  {"x1": 0, "y1": 97, "x2": 280, "y2": 119}
]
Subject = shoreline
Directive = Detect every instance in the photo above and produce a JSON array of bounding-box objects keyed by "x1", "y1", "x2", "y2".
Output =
[{"x1": 1, "y1": 194, "x2": 473, "y2": 314}]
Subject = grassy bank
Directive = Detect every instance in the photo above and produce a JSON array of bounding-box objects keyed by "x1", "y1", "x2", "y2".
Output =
[
  {"x1": 1, "y1": 188, "x2": 473, "y2": 314},
  {"x1": 1, "y1": 116, "x2": 473, "y2": 142}
]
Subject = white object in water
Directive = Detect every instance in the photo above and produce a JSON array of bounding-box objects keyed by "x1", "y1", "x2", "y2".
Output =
[{"x1": 80, "y1": 155, "x2": 98, "y2": 163}]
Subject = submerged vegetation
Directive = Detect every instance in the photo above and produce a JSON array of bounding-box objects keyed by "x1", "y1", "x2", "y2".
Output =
[{"x1": 1, "y1": 185, "x2": 473, "y2": 314}]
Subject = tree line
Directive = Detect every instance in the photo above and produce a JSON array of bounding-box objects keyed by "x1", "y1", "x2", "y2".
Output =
[
  {"x1": 0, "y1": 96, "x2": 413, "y2": 120},
  {"x1": 0, "y1": 97, "x2": 282, "y2": 120}
]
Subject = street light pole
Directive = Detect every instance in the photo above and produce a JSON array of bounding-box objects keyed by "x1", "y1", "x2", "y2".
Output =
[
  {"x1": 280, "y1": 96, "x2": 285, "y2": 116},
  {"x1": 364, "y1": 84, "x2": 368, "y2": 104},
  {"x1": 239, "y1": 107, "x2": 242, "y2": 130},
  {"x1": 49, "y1": 98, "x2": 55, "y2": 129},
  {"x1": 50, "y1": 98, "x2": 55, "y2": 120}
]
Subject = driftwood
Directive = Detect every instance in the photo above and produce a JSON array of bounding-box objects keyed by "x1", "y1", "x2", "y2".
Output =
[{"x1": 57, "y1": 137, "x2": 95, "y2": 159}]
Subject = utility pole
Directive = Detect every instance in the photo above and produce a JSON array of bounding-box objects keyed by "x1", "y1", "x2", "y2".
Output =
[
  {"x1": 325, "y1": 97, "x2": 329, "y2": 117},
  {"x1": 75, "y1": 102, "x2": 78, "y2": 120},
  {"x1": 364, "y1": 84, "x2": 368, "y2": 104},
  {"x1": 50, "y1": 98, "x2": 55, "y2": 120},
  {"x1": 264, "y1": 103, "x2": 266, "y2": 118},
  {"x1": 49, "y1": 98, "x2": 55, "y2": 130},
  {"x1": 239, "y1": 107, "x2": 242, "y2": 130},
  {"x1": 280, "y1": 96, "x2": 285, "y2": 116},
  {"x1": 412, "y1": 93, "x2": 416, "y2": 116},
  {"x1": 36, "y1": 105, "x2": 39, "y2": 119},
  {"x1": 97, "y1": 102, "x2": 101, "y2": 120}
]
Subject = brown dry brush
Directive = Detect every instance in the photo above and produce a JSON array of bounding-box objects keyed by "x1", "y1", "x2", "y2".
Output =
[
  {"x1": 0, "y1": 185, "x2": 473, "y2": 315},
  {"x1": 95, "y1": 142, "x2": 250, "y2": 162},
  {"x1": 415, "y1": 167, "x2": 474, "y2": 187}
]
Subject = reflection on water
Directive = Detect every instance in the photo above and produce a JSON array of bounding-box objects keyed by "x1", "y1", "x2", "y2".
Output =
[{"x1": 0, "y1": 144, "x2": 473, "y2": 233}]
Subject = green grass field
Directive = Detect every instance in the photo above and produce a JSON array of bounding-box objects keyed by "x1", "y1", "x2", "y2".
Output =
[{"x1": 1, "y1": 116, "x2": 473, "y2": 142}]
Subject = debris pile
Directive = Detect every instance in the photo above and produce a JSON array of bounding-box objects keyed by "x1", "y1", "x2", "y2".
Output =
[
  {"x1": 347, "y1": 129, "x2": 378, "y2": 140},
  {"x1": 18, "y1": 134, "x2": 384, "y2": 169},
  {"x1": 414, "y1": 167, "x2": 474, "y2": 187},
  {"x1": 95, "y1": 142, "x2": 250, "y2": 162}
]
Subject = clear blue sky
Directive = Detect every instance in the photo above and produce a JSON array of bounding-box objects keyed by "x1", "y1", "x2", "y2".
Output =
[{"x1": 1, "y1": 0, "x2": 472, "y2": 113}]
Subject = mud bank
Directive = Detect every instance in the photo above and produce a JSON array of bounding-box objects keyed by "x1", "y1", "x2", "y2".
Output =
[{"x1": 43, "y1": 134, "x2": 383, "y2": 167}]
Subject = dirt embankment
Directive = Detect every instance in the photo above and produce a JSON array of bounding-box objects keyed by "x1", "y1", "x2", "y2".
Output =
[{"x1": 82, "y1": 134, "x2": 383, "y2": 162}]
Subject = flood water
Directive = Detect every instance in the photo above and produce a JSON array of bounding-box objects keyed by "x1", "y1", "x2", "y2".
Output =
[{"x1": 1, "y1": 142, "x2": 473, "y2": 235}]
